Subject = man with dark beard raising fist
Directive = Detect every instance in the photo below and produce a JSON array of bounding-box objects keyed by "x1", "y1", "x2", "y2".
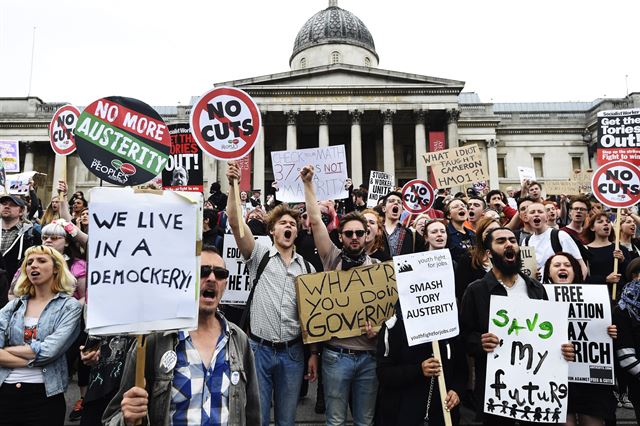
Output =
[{"x1": 460, "y1": 227, "x2": 575, "y2": 426}]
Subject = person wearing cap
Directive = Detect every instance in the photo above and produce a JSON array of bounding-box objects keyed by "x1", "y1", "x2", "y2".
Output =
[
  {"x1": 102, "y1": 246, "x2": 260, "y2": 426},
  {"x1": 613, "y1": 258, "x2": 640, "y2": 419},
  {"x1": 0, "y1": 194, "x2": 40, "y2": 291}
]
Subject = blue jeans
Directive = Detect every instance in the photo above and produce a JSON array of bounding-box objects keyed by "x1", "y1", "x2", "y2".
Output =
[
  {"x1": 322, "y1": 347, "x2": 378, "y2": 426},
  {"x1": 249, "y1": 340, "x2": 304, "y2": 426}
]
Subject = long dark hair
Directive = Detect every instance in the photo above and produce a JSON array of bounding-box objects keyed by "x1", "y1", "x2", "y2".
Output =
[{"x1": 542, "y1": 252, "x2": 583, "y2": 284}]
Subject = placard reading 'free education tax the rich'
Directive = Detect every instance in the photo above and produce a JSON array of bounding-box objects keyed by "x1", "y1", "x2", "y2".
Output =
[
  {"x1": 86, "y1": 187, "x2": 201, "y2": 335},
  {"x1": 74, "y1": 97, "x2": 171, "y2": 186},
  {"x1": 485, "y1": 296, "x2": 569, "y2": 423},
  {"x1": 221, "y1": 234, "x2": 273, "y2": 305}
]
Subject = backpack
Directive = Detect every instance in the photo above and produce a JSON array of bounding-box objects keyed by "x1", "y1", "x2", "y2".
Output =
[
  {"x1": 238, "y1": 251, "x2": 312, "y2": 331},
  {"x1": 525, "y1": 228, "x2": 593, "y2": 262}
]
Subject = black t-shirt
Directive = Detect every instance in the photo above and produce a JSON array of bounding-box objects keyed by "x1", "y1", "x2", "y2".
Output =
[{"x1": 84, "y1": 336, "x2": 135, "y2": 403}]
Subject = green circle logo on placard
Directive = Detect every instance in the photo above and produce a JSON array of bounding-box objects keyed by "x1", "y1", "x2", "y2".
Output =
[{"x1": 74, "y1": 96, "x2": 170, "y2": 186}]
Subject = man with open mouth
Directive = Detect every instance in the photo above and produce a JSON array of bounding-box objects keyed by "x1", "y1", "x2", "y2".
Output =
[
  {"x1": 301, "y1": 165, "x2": 380, "y2": 426},
  {"x1": 464, "y1": 196, "x2": 486, "y2": 232},
  {"x1": 104, "y1": 246, "x2": 260, "y2": 426},
  {"x1": 524, "y1": 202, "x2": 589, "y2": 280},
  {"x1": 560, "y1": 196, "x2": 591, "y2": 243},
  {"x1": 380, "y1": 191, "x2": 426, "y2": 258},
  {"x1": 225, "y1": 161, "x2": 317, "y2": 426},
  {"x1": 460, "y1": 227, "x2": 576, "y2": 426}
]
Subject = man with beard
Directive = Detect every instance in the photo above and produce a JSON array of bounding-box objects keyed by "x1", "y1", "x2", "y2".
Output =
[
  {"x1": 226, "y1": 161, "x2": 317, "y2": 426},
  {"x1": 464, "y1": 196, "x2": 486, "y2": 232},
  {"x1": 525, "y1": 202, "x2": 588, "y2": 279},
  {"x1": 560, "y1": 196, "x2": 591, "y2": 242},
  {"x1": 302, "y1": 166, "x2": 379, "y2": 426},
  {"x1": 103, "y1": 246, "x2": 260, "y2": 426},
  {"x1": 460, "y1": 228, "x2": 575, "y2": 425},
  {"x1": 444, "y1": 198, "x2": 476, "y2": 263},
  {"x1": 381, "y1": 191, "x2": 426, "y2": 257}
]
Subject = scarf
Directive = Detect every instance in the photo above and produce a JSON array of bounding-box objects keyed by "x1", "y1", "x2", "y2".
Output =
[
  {"x1": 340, "y1": 250, "x2": 367, "y2": 271},
  {"x1": 619, "y1": 279, "x2": 640, "y2": 322}
]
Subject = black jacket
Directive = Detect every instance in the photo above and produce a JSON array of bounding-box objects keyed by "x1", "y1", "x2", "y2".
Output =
[
  {"x1": 376, "y1": 309, "x2": 464, "y2": 426},
  {"x1": 459, "y1": 270, "x2": 547, "y2": 402}
]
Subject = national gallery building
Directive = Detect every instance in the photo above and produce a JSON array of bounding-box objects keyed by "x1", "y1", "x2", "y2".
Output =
[{"x1": 1, "y1": 1, "x2": 639, "y2": 201}]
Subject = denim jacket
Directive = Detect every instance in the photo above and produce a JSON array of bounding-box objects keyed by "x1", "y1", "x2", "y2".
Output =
[
  {"x1": 103, "y1": 319, "x2": 261, "y2": 426},
  {"x1": 0, "y1": 293, "x2": 82, "y2": 397}
]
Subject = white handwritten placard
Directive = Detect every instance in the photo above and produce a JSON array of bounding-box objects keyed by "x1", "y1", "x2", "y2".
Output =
[
  {"x1": 545, "y1": 284, "x2": 614, "y2": 384},
  {"x1": 221, "y1": 234, "x2": 272, "y2": 305},
  {"x1": 485, "y1": 296, "x2": 569, "y2": 423},
  {"x1": 367, "y1": 170, "x2": 394, "y2": 207},
  {"x1": 271, "y1": 145, "x2": 348, "y2": 202},
  {"x1": 86, "y1": 187, "x2": 201, "y2": 335},
  {"x1": 394, "y1": 249, "x2": 459, "y2": 346}
]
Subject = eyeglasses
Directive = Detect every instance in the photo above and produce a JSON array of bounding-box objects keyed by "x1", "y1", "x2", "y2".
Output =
[
  {"x1": 200, "y1": 265, "x2": 230, "y2": 280},
  {"x1": 342, "y1": 230, "x2": 367, "y2": 238},
  {"x1": 43, "y1": 234, "x2": 65, "y2": 241}
]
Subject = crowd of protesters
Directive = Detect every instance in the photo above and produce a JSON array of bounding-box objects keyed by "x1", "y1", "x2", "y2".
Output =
[{"x1": 0, "y1": 170, "x2": 637, "y2": 425}]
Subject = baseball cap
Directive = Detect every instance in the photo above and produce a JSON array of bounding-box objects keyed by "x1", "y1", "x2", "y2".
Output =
[{"x1": 0, "y1": 195, "x2": 25, "y2": 207}]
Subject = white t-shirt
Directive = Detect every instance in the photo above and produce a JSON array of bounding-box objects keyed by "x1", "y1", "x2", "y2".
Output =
[
  {"x1": 5, "y1": 317, "x2": 44, "y2": 384},
  {"x1": 498, "y1": 275, "x2": 529, "y2": 298},
  {"x1": 527, "y1": 227, "x2": 582, "y2": 271}
]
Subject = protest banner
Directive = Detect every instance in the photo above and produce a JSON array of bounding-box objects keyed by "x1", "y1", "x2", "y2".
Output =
[
  {"x1": 518, "y1": 166, "x2": 536, "y2": 185},
  {"x1": 545, "y1": 284, "x2": 614, "y2": 384},
  {"x1": 189, "y1": 86, "x2": 260, "y2": 161},
  {"x1": 7, "y1": 171, "x2": 45, "y2": 195},
  {"x1": 572, "y1": 170, "x2": 593, "y2": 194},
  {"x1": 544, "y1": 180, "x2": 580, "y2": 196},
  {"x1": 86, "y1": 187, "x2": 201, "y2": 335},
  {"x1": 520, "y1": 246, "x2": 538, "y2": 279},
  {"x1": 0, "y1": 159, "x2": 6, "y2": 194},
  {"x1": 367, "y1": 170, "x2": 394, "y2": 207},
  {"x1": 271, "y1": 145, "x2": 348, "y2": 203},
  {"x1": 237, "y1": 153, "x2": 252, "y2": 193},
  {"x1": 423, "y1": 144, "x2": 489, "y2": 188},
  {"x1": 0, "y1": 141, "x2": 20, "y2": 173},
  {"x1": 428, "y1": 131, "x2": 446, "y2": 187},
  {"x1": 48, "y1": 104, "x2": 80, "y2": 155},
  {"x1": 296, "y1": 262, "x2": 397, "y2": 344},
  {"x1": 394, "y1": 249, "x2": 458, "y2": 344},
  {"x1": 74, "y1": 96, "x2": 171, "y2": 186},
  {"x1": 596, "y1": 108, "x2": 640, "y2": 166},
  {"x1": 162, "y1": 123, "x2": 203, "y2": 192},
  {"x1": 221, "y1": 234, "x2": 272, "y2": 304},
  {"x1": 591, "y1": 161, "x2": 640, "y2": 209},
  {"x1": 485, "y1": 296, "x2": 569, "y2": 423},
  {"x1": 401, "y1": 179, "x2": 434, "y2": 214}
]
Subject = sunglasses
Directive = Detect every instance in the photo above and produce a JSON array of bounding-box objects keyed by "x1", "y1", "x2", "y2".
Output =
[
  {"x1": 200, "y1": 265, "x2": 230, "y2": 280},
  {"x1": 342, "y1": 229, "x2": 367, "y2": 238}
]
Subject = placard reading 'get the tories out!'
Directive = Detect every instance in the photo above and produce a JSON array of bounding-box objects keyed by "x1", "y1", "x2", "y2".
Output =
[{"x1": 74, "y1": 97, "x2": 171, "y2": 186}]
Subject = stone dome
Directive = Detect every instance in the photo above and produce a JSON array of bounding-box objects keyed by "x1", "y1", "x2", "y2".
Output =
[{"x1": 290, "y1": 3, "x2": 378, "y2": 65}]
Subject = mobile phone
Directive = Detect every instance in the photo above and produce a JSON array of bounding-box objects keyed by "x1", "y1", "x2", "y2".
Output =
[{"x1": 82, "y1": 336, "x2": 102, "y2": 353}]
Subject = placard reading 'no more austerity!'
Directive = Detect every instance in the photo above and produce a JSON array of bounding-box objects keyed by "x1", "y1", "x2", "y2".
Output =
[
  {"x1": 74, "y1": 97, "x2": 171, "y2": 186},
  {"x1": 296, "y1": 262, "x2": 397, "y2": 344}
]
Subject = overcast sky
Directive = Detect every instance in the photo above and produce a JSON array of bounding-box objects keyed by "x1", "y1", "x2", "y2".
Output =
[{"x1": 1, "y1": 0, "x2": 637, "y2": 107}]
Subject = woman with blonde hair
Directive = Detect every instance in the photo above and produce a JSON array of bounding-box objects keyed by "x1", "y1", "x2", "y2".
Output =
[{"x1": 0, "y1": 245, "x2": 82, "y2": 425}]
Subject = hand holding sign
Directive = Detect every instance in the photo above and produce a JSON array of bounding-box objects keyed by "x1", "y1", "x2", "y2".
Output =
[{"x1": 226, "y1": 161, "x2": 244, "y2": 237}]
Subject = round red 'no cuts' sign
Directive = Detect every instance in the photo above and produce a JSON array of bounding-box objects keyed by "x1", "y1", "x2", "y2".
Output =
[
  {"x1": 591, "y1": 161, "x2": 640, "y2": 208},
  {"x1": 189, "y1": 87, "x2": 261, "y2": 160},
  {"x1": 49, "y1": 105, "x2": 81, "y2": 155},
  {"x1": 401, "y1": 179, "x2": 435, "y2": 214}
]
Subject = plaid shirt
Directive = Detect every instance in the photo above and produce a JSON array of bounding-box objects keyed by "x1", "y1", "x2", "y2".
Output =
[
  {"x1": 0, "y1": 223, "x2": 21, "y2": 253},
  {"x1": 170, "y1": 317, "x2": 230, "y2": 426}
]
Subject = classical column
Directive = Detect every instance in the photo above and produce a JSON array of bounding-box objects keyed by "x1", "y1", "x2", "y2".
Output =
[
  {"x1": 22, "y1": 142, "x2": 34, "y2": 172},
  {"x1": 350, "y1": 110, "x2": 363, "y2": 186},
  {"x1": 253, "y1": 113, "x2": 266, "y2": 204},
  {"x1": 446, "y1": 109, "x2": 460, "y2": 149},
  {"x1": 382, "y1": 109, "x2": 395, "y2": 176},
  {"x1": 318, "y1": 110, "x2": 330, "y2": 148},
  {"x1": 286, "y1": 110, "x2": 297, "y2": 151},
  {"x1": 414, "y1": 110, "x2": 427, "y2": 181},
  {"x1": 487, "y1": 139, "x2": 500, "y2": 190}
]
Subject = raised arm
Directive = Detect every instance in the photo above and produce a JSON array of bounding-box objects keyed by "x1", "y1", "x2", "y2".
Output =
[
  {"x1": 301, "y1": 165, "x2": 335, "y2": 259},
  {"x1": 226, "y1": 161, "x2": 255, "y2": 259}
]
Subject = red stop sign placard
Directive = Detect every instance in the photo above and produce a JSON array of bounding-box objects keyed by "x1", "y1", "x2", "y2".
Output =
[
  {"x1": 49, "y1": 104, "x2": 80, "y2": 155},
  {"x1": 591, "y1": 161, "x2": 640, "y2": 208},
  {"x1": 401, "y1": 179, "x2": 435, "y2": 214}
]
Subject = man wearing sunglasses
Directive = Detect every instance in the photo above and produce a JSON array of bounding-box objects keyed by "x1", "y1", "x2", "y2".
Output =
[
  {"x1": 226, "y1": 161, "x2": 317, "y2": 426},
  {"x1": 104, "y1": 246, "x2": 260, "y2": 426},
  {"x1": 301, "y1": 165, "x2": 380, "y2": 426}
]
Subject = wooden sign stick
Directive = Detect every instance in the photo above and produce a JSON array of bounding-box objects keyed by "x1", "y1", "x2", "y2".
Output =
[
  {"x1": 59, "y1": 156, "x2": 67, "y2": 199},
  {"x1": 134, "y1": 334, "x2": 147, "y2": 426},
  {"x1": 432, "y1": 340, "x2": 453, "y2": 426},
  {"x1": 233, "y1": 179, "x2": 244, "y2": 238},
  {"x1": 612, "y1": 208, "x2": 622, "y2": 301}
]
